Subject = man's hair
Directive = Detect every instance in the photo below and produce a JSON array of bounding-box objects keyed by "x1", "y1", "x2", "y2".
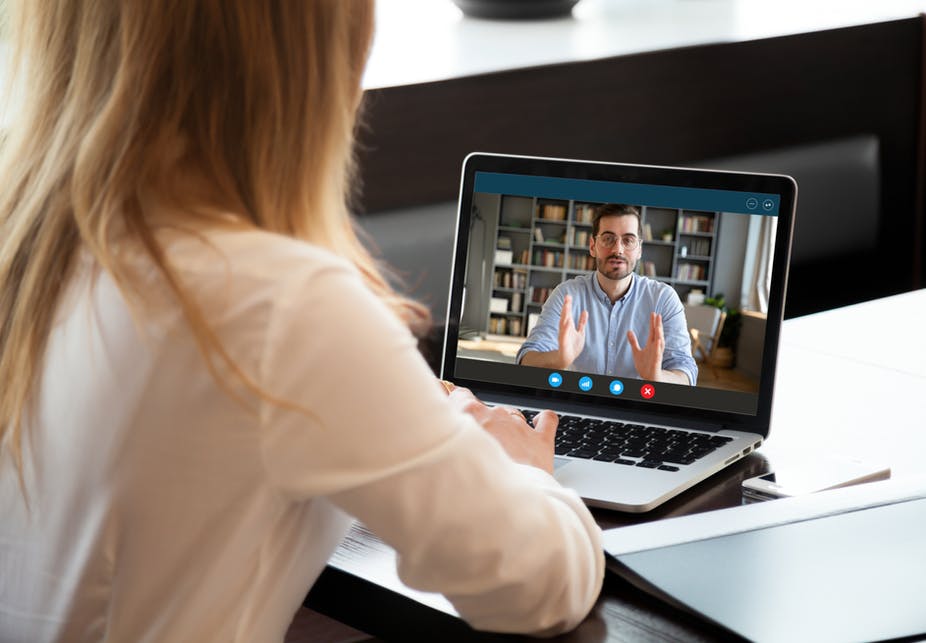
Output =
[{"x1": 592, "y1": 204, "x2": 642, "y2": 236}]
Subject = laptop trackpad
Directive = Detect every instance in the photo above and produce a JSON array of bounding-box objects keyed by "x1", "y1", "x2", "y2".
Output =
[{"x1": 553, "y1": 456, "x2": 572, "y2": 471}]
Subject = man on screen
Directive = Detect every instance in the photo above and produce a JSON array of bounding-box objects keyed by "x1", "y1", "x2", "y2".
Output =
[{"x1": 517, "y1": 204, "x2": 697, "y2": 385}]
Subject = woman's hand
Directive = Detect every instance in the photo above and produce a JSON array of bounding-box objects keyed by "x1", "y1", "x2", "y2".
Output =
[{"x1": 446, "y1": 386, "x2": 558, "y2": 474}]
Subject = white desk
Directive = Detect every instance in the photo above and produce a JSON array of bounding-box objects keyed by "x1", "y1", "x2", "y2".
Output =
[
  {"x1": 308, "y1": 291, "x2": 926, "y2": 639},
  {"x1": 366, "y1": 0, "x2": 926, "y2": 89},
  {"x1": 767, "y1": 289, "x2": 926, "y2": 477}
]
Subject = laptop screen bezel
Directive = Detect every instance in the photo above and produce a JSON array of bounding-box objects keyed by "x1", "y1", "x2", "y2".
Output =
[{"x1": 440, "y1": 153, "x2": 797, "y2": 437}]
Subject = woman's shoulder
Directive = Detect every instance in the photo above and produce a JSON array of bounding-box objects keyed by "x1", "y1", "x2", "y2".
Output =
[{"x1": 163, "y1": 226, "x2": 355, "y2": 285}]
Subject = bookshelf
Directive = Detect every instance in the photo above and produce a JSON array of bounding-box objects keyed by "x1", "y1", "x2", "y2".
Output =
[
  {"x1": 487, "y1": 198, "x2": 720, "y2": 337},
  {"x1": 639, "y1": 207, "x2": 720, "y2": 304}
]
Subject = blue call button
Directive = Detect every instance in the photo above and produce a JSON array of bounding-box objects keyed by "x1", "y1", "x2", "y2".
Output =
[
  {"x1": 609, "y1": 380, "x2": 624, "y2": 395},
  {"x1": 548, "y1": 372, "x2": 563, "y2": 388}
]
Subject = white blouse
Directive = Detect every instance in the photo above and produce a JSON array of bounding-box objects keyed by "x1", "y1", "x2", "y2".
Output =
[{"x1": 0, "y1": 226, "x2": 603, "y2": 642}]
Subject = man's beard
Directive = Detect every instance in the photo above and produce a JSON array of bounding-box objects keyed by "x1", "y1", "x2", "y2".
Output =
[{"x1": 596, "y1": 253, "x2": 637, "y2": 281}]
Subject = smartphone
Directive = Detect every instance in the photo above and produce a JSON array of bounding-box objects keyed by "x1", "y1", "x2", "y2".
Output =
[{"x1": 741, "y1": 454, "x2": 891, "y2": 502}]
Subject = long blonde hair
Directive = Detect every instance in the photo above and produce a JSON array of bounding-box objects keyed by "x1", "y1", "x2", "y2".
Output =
[{"x1": 0, "y1": 1, "x2": 429, "y2": 488}]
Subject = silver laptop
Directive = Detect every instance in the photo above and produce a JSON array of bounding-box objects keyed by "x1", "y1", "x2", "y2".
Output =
[{"x1": 441, "y1": 153, "x2": 797, "y2": 512}]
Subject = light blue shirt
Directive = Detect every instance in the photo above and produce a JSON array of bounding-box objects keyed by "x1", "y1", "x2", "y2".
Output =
[{"x1": 516, "y1": 273, "x2": 698, "y2": 385}]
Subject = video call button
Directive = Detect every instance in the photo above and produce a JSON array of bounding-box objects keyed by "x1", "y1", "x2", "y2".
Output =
[
  {"x1": 548, "y1": 372, "x2": 563, "y2": 388},
  {"x1": 640, "y1": 383, "x2": 656, "y2": 399},
  {"x1": 609, "y1": 380, "x2": 624, "y2": 395},
  {"x1": 578, "y1": 376, "x2": 593, "y2": 392}
]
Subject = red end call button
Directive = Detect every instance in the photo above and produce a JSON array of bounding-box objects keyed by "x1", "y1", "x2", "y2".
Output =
[{"x1": 640, "y1": 383, "x2": 656, "y2": 399}]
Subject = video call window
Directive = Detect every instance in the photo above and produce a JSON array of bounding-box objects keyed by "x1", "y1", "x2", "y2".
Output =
[{"x1": 457, "y1": 192, "x2": 776, "y2": 396}]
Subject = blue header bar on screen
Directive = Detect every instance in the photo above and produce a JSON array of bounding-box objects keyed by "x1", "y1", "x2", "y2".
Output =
[{"x1": 474, "y1": 172, "x2": 780, "y2": 216}]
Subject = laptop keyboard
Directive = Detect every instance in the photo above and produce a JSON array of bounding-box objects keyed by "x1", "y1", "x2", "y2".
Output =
[{"x1": 521, "y1": 410, "x2": 734, "y2": 472}]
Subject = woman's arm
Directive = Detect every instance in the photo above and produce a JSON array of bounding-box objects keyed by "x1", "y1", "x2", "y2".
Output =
[{"x1": 257, "y1": 256, "x2": 603, "y2": 635}]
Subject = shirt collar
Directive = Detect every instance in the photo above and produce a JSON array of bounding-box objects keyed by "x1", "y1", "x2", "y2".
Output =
[
  {"x1": 623, "y1": 273, "x2": 637, "y2": 302},
  {"x1": 590, "y1": 271, "x2": 636, "y2": 305}
]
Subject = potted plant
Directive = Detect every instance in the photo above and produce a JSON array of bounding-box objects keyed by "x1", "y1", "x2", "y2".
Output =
[{"x1": 704, "y1": 294, "x2": 740, "y2": 368}]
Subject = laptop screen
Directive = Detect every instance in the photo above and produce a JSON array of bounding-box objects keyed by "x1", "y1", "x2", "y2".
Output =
[{"x1": 442, "y1": 154, "x2": 796, "y2": 434}]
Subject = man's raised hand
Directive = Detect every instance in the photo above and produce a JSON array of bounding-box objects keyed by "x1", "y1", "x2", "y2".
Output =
[
  {"x1": 557, "y1": 294, "x2": 588, "y2": 368},
  {"x1": 627, "y1": 312, "x2": 665, "y2": 381}
]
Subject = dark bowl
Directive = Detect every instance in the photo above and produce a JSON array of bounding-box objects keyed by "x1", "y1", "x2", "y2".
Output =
[{"x1": 452, "y1": 0, "x2": 581, "y2": 20}]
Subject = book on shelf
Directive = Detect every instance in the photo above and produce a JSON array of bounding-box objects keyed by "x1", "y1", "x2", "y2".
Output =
[
  {"x1": 538, "y1": 203, "x2": 568, "y2": 221},
  {"x1": 488, "y1": 316, "x2": 507, "y2": 335},
  {"x1": 533, "y1": 227, "x2": 544, "y2": 243},
  {"x1": 495, "y1": 269, "x2": 527, "y2": 290},
  {"x1": 494, "y1": 269, "x2": 527, "y2": 290},
  {"x1": 532, "y1": 249, "x2": 564, "y2": 268},
  {"x1": 572, "y1": 229, "x2": 590, "y2": 246},
  {"x1": 517, "y1": 249, "x2": 530, "y2": 265},
  {"x1": 494, "y1": 270, "x2": 509, "y2": 288},
  {"x1": 686, "y1": 238, "x2": 711, "y2": 256},
  {"x1": 680, "y1": 215, "x2": 715, "y2": 233},
  {"x1": 568, "y1": 254, "x2": 594, "y2": 271},
  {"x1": 676, "y1": 263, "x2": 707, "y2": 281},
  {"x1": 573, "y1": 203, "x2": 595, "y2": 224},
  {"x1": 642, "y1": 222, "x2": 654, "y2": 241},
  {"x1": 643, "y1": 261, "x2": 657, "y2": 277},
  {"x1": 488, "y1": 315, "x2": 523, "y2": 337},
  {"x1": 511, "y1": 291, "x2": 522, "y2": 313},
  {"x1": 496, "y1": 236, "x2": 512, "y2": 250},
  {"x1": 489, "y1": 297, "x2": 508, "y2": 313},
  {"x1": 529, "y1": 287, "x2": 552, "y2": 305}
]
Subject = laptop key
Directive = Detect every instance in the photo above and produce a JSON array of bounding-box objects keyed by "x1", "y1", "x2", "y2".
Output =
[
  {"x1": 636, "y1": 460, "x2": 661, "y2": 469},
  {"x1": 662, "y1": 454, "x2": 697, "y2": 465},
  {"x1": 568, "y1": 447, "x2": 598, "y2": 459},
  {"x1": 658, "y1": 465, "x2": 680, "y2": 472},
  {"x1": 646, "y1": 443, "x2": 673, "y2": 454},
  {"x1": 642, "y1": 452, "x2": 670, "y2": 462}
]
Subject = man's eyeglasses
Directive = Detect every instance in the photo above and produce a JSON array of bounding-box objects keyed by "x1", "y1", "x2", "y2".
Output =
[{"x1": 595, "y1": 232, "x2": 640, "y2": 250}]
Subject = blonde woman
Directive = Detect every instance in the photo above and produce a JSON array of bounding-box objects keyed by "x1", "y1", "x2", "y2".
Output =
[{"x1": 0, "y1": 2, "x2": 603, "y2": 641}]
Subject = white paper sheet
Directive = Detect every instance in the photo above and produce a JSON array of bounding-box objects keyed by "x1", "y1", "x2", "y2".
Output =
[{"x1": 603, "y1": 475, "x2": 926, "y2": 556}]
